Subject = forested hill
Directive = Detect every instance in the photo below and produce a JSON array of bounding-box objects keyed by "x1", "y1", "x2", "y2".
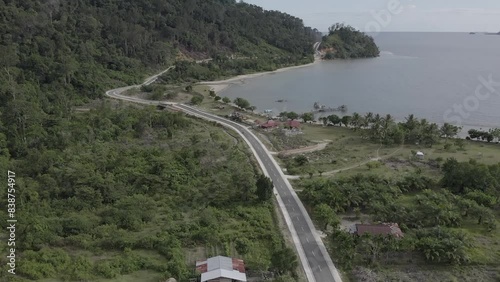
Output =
[
  {"x1": 320, "y1": 23, "x2": 380, "y2": 59},
  {"x1": 0, "y1": 0, "x2": 320, "y2": 158},
  {"x1": 0, "y1": 0, "x2": 320, "y2": 100}
]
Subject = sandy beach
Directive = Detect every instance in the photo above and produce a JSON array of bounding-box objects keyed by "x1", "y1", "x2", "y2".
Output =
[{"x1": 198, "y1": 57, "x2": 320, "y2": 94}]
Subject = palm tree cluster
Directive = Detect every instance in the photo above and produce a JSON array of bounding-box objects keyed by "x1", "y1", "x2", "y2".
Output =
[{"x1": 319, "y1": 113, "x2": 461, "y2": 147}]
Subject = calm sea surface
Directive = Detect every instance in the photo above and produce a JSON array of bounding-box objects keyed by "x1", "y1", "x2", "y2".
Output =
[{"x1": 221, "y1": 32, "x2": 500, "y2": 130}]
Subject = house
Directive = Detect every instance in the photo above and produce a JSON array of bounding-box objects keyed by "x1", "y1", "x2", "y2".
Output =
[
  {"x1": 259, "y1": 120, "x2": 279, "y2": 129},
  {"x1": 285, "y1": 120, "x2": 301, "y2": 129},
  {"x1": 416, "y1": 151, "x2": 425, "y2": 159},
  {"x1": 350, "y1": 223, "x2": 404, "y2": 238},
  {"x1": 196, "y1": 256, "x2": 247, "y2": 282}
]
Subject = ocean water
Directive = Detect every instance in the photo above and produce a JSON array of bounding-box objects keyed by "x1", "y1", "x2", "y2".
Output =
[{"x1": 220, "y1": 32, "x2": 500, "y2": 130}]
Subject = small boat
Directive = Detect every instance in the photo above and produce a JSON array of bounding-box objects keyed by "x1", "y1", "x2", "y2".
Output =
[
  {"x1": 264, "y1": 109, "x2": 273, "y2": 113},
  {"x1": 276, "y1": 99, "x2": 287, "y2": 102}
]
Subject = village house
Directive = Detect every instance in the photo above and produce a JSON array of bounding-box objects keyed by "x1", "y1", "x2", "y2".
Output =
[
  {"x1": 349, "y1": 223, "x2": 404, "y2": 238},
  {"x1": 259, "y1": 120, "x2": 280, "y2": 129},
  {"x1": 195, "y1": 256, "x2": 247, "y2": 282},
  {"x1": 284, "y1": 120, "x2": 301, "y2": 129}
]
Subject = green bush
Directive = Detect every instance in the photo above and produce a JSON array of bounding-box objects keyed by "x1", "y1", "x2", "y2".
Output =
[{"x1": 141, "y1": 84, "x2": 154, "y2": 92}]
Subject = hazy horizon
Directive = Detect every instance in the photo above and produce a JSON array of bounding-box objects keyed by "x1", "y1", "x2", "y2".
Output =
[{"x1": 245, "y1": 0, "x2": 500, "y2": 33}]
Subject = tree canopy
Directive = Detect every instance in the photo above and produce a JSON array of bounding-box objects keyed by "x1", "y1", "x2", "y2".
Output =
[{"x1": 321, "y1": 23, "x2": 380, "y2": 59}]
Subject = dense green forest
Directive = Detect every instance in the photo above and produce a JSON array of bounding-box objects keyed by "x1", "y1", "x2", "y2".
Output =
[
  {"x1": 0, "y1": 0, "x2": 320, "y2": 280},
  {"x1": 320, "y1": 23, "x2": 380, "y2": 59},
  {"x1": 0, "y1": 103, "x2": 299, "y2": 281},
  {"x1": 296, "y1": 155, "x2": 500, "y2": 280},
  {"x1": 0, "y1": 0, "x2": 320, "y2": 158}
]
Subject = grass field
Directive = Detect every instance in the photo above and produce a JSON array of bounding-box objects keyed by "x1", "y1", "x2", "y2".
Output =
[
  {"x1": 284, "y1": 124, "x2": 500, "y2": 178},
  {"x1": 289, "y1": 124, "x2": 500, "y2": 282}
]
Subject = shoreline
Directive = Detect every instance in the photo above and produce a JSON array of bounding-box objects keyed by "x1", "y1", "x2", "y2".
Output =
[{"x1": 199, "y1": 56, "x2": 320, "y2": 94}]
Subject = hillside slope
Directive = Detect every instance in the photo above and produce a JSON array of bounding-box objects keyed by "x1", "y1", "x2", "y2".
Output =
[{"x1": 0, "y1": 0, "x2": 320, "y2": 158}]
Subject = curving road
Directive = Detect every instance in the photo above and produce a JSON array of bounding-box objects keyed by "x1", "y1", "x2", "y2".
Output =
[
  {"x1": 105, "y1": 46, "x2": 342, "y2": 282},
  {"x1": 175, "y1": 104, "x2": 342, "y2": 282}
]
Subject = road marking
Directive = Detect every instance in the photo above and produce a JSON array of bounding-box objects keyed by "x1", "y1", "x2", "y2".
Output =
[
  {"x1": 291, "y1": 207, "x2": 295, "y2": 211},
  {"x1": 306, "y1": 237, "x2": 309, "y2": 243},
  {"x1": 312, "y1": 251, "x2": 315, "y2": 256},
  {"x1": 318, "y1": 265, "x2": 322, "y2": 271},
  {"x1": 301, "y1": 226, "x2": 304, "y2": 231}
]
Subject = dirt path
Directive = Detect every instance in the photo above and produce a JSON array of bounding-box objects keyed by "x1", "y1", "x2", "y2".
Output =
[
  {"x1": 278, "y1": 142, "x2": 329, "y2": 156},
  {"x1": 322, "y1": 145, "x2": 403, "y2": 176}
]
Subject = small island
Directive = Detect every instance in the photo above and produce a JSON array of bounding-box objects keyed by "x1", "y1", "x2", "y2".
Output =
[{"x1": 320, "y1": 23, "x2": 380, "y2": 59}]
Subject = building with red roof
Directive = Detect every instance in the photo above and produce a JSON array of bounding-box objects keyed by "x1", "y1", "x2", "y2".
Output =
[
  {"x1": 259, "y1": 120, "x2": 279, "y2": 129},
  {"x1": 285, "y1": 120, "x2": 301, "y2": 129},
  {"x1": 195, "y1": 256, "x2": 247, "y2": 282}
]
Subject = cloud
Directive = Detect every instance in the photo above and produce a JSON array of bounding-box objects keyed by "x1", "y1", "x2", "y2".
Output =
[{"x1": 408, "y1": 4, "x2": 417, "y2": 9}]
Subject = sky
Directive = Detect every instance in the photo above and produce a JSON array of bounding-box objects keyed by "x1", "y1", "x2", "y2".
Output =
[{"x1": 244, "y1": 0, "x2": 500, "y2": 32}]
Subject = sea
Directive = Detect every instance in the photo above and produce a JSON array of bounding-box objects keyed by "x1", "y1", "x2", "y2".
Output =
[{"x1": 220, "y1": 32, "x2": 500, "y2": 133}]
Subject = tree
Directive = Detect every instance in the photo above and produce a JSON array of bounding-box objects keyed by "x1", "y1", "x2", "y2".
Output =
[
  {"x1": 490, "y1": 128, "x2": 500, "y2": 142},
  {"x1": 329, "y1": 230, "x2": 356, "y2": 269},
  {"x1": 285, "y1": 112, "x2": 299, "y2": 120},
  {"x1": 256, "y1": 174, "x2": 273, "y2": 202},
  {"x1": 341, "y1": 115, "x2": 351, "y2": 127},
  {"x1": 415, "y1": 227, "x2": 471, "y2": 264},
  {"x1": 294, "y1": 155, "x2": 308, "y2": 166},
  {"x1": 327, "y1": 114, "x2": 341, "y2": 126},
  {"x1": 233, "y1": 97, "x2": 251, "y2": 109},
  {"x1": 440, "y1": 123, "x2": 460, "y2": 139},
  {"x1": 185, "y1": 85, "x2": 193, "y2": 92},
  {"x1": 209, "y1": 90, "x2": 216, "y2": 97},
  {"x1": 350, "y1": 112, "x2": 363, "y2": 130},
  {"x1": 222, "y1": 97, "x2": 231, "y2": 103},
  {"x1": 190, "y1": 96, "x2": 204, "y2": 105},
  {"x1": 314, "y1": 203, "x2": 339, "y2": 231},
  {"x1": 271, "y1": 247, "x2": 298, "y2": 276},
  {"x1": 214, "y1": 96, "x2": 221, "y2": 101},
  {"x1": 301, "y1": 112, "x2": 314, "y2": 123}
]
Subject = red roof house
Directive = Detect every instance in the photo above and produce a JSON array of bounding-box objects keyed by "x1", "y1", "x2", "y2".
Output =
[
  {"x1": 285, "y1": 120, "x2": 301, "y2": 129},
  {"x1": 260, "y1": 120, "x2": 279, "y2": 129}
]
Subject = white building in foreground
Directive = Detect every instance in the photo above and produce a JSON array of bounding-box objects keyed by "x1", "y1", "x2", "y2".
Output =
[{"x1": 195, "y1": 256, "x2": 247, "y2": 282}]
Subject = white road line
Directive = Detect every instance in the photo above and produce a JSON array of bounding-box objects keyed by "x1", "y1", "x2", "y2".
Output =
[
  {"x1": 306, "y1": 237, "x2": 309, "y2": 243},
  {"x1": 318, "y1": 265, "x2": 322, "y2": 271},
  {"x1": 301, "y1": 226, "x2": 305, "y2": 231},
  {"x1": 312, "y1": 251, "x2": 315, "y2": 256}
]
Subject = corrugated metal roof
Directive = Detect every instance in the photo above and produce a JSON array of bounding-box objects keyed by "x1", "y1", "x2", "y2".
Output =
[
  {"x1": 197, "y1": 256, "x2": 247, "y2": 282},
  {"x1": 201, "y1": 269, "x2": 247, "y2": 282},
  {"x1": 207, "y1": 256, "x2": 232, "y2": 271}
]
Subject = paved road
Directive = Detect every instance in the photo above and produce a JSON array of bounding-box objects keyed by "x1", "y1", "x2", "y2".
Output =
[
  {"x1": 105, "y1": 46, "x2": 343, "y2": 281},
  {"x1": 175, "y1": 104, "x2": 342, "y2": 282}
]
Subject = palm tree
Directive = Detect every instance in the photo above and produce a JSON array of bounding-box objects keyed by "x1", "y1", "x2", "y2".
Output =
[
  {"x1": 404, "y1": 114, "x2": 418, "y2": 131},
  {"x1": 364, "y1": 112, "x2": 374, "y2": 123},
  {"x1": 350, "y1": 112, "x2": 362, "y2": 130},
  {"x1": 363, "y1": 112, "x2": 373, "y2": 128},
  {"x1": 380, "y1": 114, "x2": 394, "y2": 140}
]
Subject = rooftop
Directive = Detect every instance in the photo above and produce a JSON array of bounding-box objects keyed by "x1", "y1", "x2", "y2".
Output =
[
  {"x1": 196, "y1": 256, "x2": 247, "y2": 282},
  {"x1": 354, "y1": 223, "x2": 404, "y2": 238}
]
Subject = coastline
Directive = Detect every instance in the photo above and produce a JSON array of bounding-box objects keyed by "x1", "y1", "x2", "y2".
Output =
[{"x1": 199, "y1": 56, "x2": 320, "y2": 94}]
